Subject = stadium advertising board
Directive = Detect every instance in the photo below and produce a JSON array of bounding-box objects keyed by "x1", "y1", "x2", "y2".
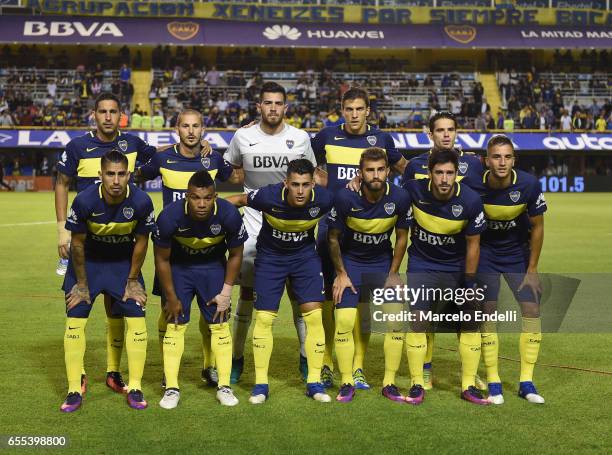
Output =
[
  {"x1": 25, "y1": 1, "x2": 612, "y2": 27},
  {"x1": 1, "y1": 16, "x2": 611, "y2": 48},
  {"x1": 1, "y1": 129, "x2": 611, "y2": 152}
]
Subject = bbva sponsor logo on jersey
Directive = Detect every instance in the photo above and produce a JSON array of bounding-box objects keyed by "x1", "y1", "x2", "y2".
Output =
[
  {"x1": 210, "y1": 224, "x2": 222, "y2": 236},
  {"x1": 487, "y1": 220, "x2": 517, "y2": 230},
  {"x1": 118, "y1": 140, "x2": 128, "y2": 152},
  {"x1": 123, "y1": 207, "x2": 134, "y2": 220},
  {"x1": 509, "y1": 191, "x2": 521, "y2": 202},
  {"x1": 272, "y1": 229, "x2": 308, "y2": 242},
  {"x1": 23, "y1": 21, "x2": 124, "y2": 37},
  {"x1": 253, "y1": 155, "x2": 290, "y2": 168},
  {"x1": 309, "y1": 207, "x2": 320, "y2": 218},
  {"x1": 384, "y1": 202, "x2": 395, "y2": 215},
  {"x1": 354, "y1": 232, "x2": 389, "y2": 245},
  {"x1": 451, "y1": 205, "x2": 463, "y2": 217},
  {"x1": 416, "y1": 228, "x2": 456, "y2": 246}
]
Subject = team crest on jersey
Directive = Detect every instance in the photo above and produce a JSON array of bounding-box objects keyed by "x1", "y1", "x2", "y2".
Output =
[
  {"x1": 286, "y1": 139, "x2": 294, "y2": 149},
  {"x1": 384, "y1": 202, "x2": 395, "y2": 215},
  {"x1": 118, "y1": 140, "x2": 128, "y2": 152},
  {"x1": 123, "y1": 207, "x2": 134, "y2": 219},
  {"x1": 458, "y1": 161, "x2": 468, "y2": 174},
  {"x1": 210, "y1": 224, "x2": 222, "y2": 235},
  {"x1": 201, "y1": 157, "x2": 211, "y2": 169},
  {"x1": 367, "y1": 135, "x2": 377, "y2": 146},
  {"x1": 451, "y1": 204, "x2": 463, "y2": 217},
  {"x1": 509, "y1": 191, "x2": 521, "y2": 202},
  {"x1": 309, "y1": 207, "x2": 320, "y2": 218}
]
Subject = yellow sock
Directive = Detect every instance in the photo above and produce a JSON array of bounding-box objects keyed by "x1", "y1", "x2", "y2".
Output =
[
  {"x1": 106, "y1": 317, "x2": 124, "y2": 373},
  {"x1": 321, "y1": 300, "x2": 335, "y2": 370},
  {"x1": 425, "y1": 332, "x2": 435, "y2": 365},
  {"x1": 481, "y1": 321, "x2": 500, "y2": 384},
  {"x1": 352, "y1": 305, "x2": 370, "y2": 372},
  {"x1": 64, "y1": 317, "x2": 88, "y2": 394},
  {"x1": 382, "y1": 332, "x2": 405, "y2": 386},
  {"x1": 406, "y1": 332, "x2": 427, "y2": 386},
  {"x1": 163, "y1": 323, "x2": 187, "y2": 390},
  {"x1": 302, "y1": 308, "x2": 325, "y2": 384},
  {"x1": 334, "y1": 308, "x2": 356, "y2": 385},
  {"x1": 210, "y1": 322, "x2": 232, "y2": 387},
  {"x1": 459, "y1": 332, "x2": 482, "y2": 390},
  {"x1": 252, "y1": 310, "x2": 276, "y2": 385},
  {"x1": 125, "y1": 317, "x2": 148, "y2": 391},
  {"x1": 158, "y1": 310, "x2": 167, "y2": 370},
  {"x1": 520, "y1": 317, "x2": 542, "y2": 382},
  {"x1": 199, "y1": 316, "x2": 215, "y2": 369}
]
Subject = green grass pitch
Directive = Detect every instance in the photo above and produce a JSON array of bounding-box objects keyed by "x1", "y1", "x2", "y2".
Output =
[{"x1": 0, "y1": 192, "x2": 611, "y2": 454}]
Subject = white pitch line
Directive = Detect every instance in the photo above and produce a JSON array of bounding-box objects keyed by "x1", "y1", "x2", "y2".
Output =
[{"x1": 0, "y1": 221, "x2": 55, "y2": 227}]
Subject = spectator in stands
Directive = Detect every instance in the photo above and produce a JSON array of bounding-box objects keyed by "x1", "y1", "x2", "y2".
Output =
[
  {"x1": 496, "y1": 110, "x2": 505, "y2": 129},
  {"x1": 140, "y1": 112, "x2": 152, "y2": 130},
  {"x1": 0, "y1": 158, "x2": 11, "y2": 191},
  {"x1": 0, "y1": 109, "x2": 14, "y2": 126},
  {"x1": 39, "y1": 156, "x2": 50, "y2": 176},
  {"x1": 572, "y1": 110, "x2": 587, "y2": 131},
  {"x1": 595, "y1": 113, "x2": 607, "y2": 132},
  {"x1": 205, "y1": 66, "x2": 220, "y2": 86},
  {"x1": 12, "y1": 157, "x2": 21, "y2": 176},
  {"x1": 119, "y1": 63, "x2": 131, "y2": 84},
  {"x1": 560, "y1": 109, "x2": 572, "y2": 132},
  {"x1": 474, "y1": 113, "x2": 487, "y2": 132},
  {"x1": 325, "y1": 109, "x2": 343, "y2": 127}
]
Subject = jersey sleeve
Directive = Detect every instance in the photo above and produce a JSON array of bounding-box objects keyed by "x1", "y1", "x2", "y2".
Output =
[
  {"x1": 527, "y1": 178, "x2": 547, "y2": 217},
  {"x1": 224, "y1": 206, "x2": 248, "y2": 249},
  {"x1": 302, "y1": 134, "x2": 318, "y2": 168},
  {"x1": 395, "y1": 191, "x2": 413, "y2": 230},
  {"x1": 327, "y1": 193, "x2": 348, "y2": 231},
  {"x1": 65, "y1": 194, "x2": 89, "y2": 234},
  {"x1": 224, "y1": 134, "x2": 242, "y2": 167},
  {"x1": 138, "y1": 153, "x2": 161, "y2": 181},
  {"x1": 246, "y1": 187, "x2": 269, "y2": 211},
  {"x1": 213, "y1": 152, "x2": 234, "y2": 182},
  {"x1": 152, "y1": 208, "x2": 175, "y2": 249},
  {"x1": 135, "y1": 137, "x2": 157, "y2": 163},
  {"x1": 465, "y1": 195, "x2": 486, "y2": 236},
  {"x1": 311, "y1": 130, "x2": 327, "y2": 167},
  {"x1": 57, "y1": 141, "x2": 80, "y2": 177},
  {"x1": 400, "y1": 161, "x2": 416, "y2": 189},
  {"x1": 135, "y1": 194, "x2": 156, "y2": 235},
  {"x1": 384, "y1": 133, "x2": 402, "y2": 166}
]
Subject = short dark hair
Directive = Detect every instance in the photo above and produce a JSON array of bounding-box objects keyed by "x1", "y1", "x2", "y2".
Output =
[
  {"x1": 260, "y1": 82, "x2": 286, "y2": 103},
  {"x1": 94, "y1": 92, "x2": 121, "y2": 111},
  {"x1": 428, "y1": 111, "x2": 457, "y2": 132},
  {"x1": 428, "y1": 149, "x2": 458, "y2": 172},
  {"x1": 286, "y1": 159, "x2": 314, "y2": 178},
  {"x1": 359, "y1": 147, "x2": 388, "y2": 169},
  {"x1": 188, "y1": 170, "x2": 215, "y2": 189},
  {"x1": 487, "y1": 134, "x2": 514, "y2": 153},
  {"x1": 100, "y1": 149, "x2": 128, "y2": 169},
  {"x1": 342, "y1": 87, "x2": 369, "y2": 108}
]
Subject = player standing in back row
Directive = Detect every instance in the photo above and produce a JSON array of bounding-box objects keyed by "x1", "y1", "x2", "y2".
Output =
[{"x1": 223, "y1": 82, "x2": 324, "y2": 383}]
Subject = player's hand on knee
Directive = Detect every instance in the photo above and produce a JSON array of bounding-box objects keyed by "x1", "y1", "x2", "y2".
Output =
[
  {"x1": 346, "y1": 174, "x2": 362, "y2": 192},
  {"x1": 123, "y1": 279, "x2": 147, "y2": 307},
  {"x1": 208, "y1": 292, "x2": 231, "y2": 323},
  {"x1": 333, "y1": 273, "x2": 356, "y2": 305},
  {"x1": 164, "y1": 295, "x2": 183, "y2": 326},
  {"x1": 199, "y1": 139, "x2": 212, "y2": 157},
  {"x1": 384, "y1": 272, "x2": 403, "y2": 290},
  {"x1": 66, "y1": 283, "x2": 91, "y2": 310},
  {"x1": 518, "y1": 270, "x2": 542, "y2": 304}
]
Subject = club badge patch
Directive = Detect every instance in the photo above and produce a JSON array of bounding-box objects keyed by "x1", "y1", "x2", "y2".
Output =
[
  {"x1": 509, "y1": 191, "x2": 521, "y2": 202},
  {"x1": 286, "y1": 139, "x2": 294, "y2": 149},
  {"x1": 367, "y1": 135, "x2": 377, "y2": 146},
  {"x1": 123, "y1": 207, "x2": 134, "y2": 219},
  {"x1": 458, "y1": 161, "x2": 468, "y2": 174},
  {"x1": 210, "y1": 224, "x2": 221, "y2": 235},
  {"x1": 118, "y1": 140, "x2": 128, "y2": 152},
  {"x1": 309, "y1": 207, "x2": 320, "y2": 218},
  {"x1": 201, "y1": 157, "x2": 211, "y2": 169},
  {"x1": 451, "y1": 205, "x2": 463, "y2": 217},
  {"x1": 384, "y1": 202, "x2": 395, "y2": 215}
]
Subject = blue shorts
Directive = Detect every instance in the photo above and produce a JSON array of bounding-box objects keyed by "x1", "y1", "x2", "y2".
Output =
[
  {"x1": 316, "y1": 219, "x2": 335, "y2": 297},
  {"x1": 161, "y1": 262, "x2": 227, "y2": 324},
  {"x1": 337, "y1": 256, "x2": 391, "y2": 309},
  {"x1": 478, "y1": 247, "x2": 536, "y2": 303},
  {"x1": 62, "y1": 259, "x2": 145, "y2": 318},
  {"x1": 254, "y1": 249, "x2": 324, "y2": 312}
]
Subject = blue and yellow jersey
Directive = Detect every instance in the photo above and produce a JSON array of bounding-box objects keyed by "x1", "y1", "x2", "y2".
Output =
[
  {"x1": 311, "y1": 124, "x2": 403, "y2": 194},
  {"x1": 154, "y1": 198, "x2": 247, "y2": 265},
  {"x1": 327, "y1": 184, "x2": 412, "y2": 262},
  {"x1": 65, "y1": 183, "x2": 156, "y2": 261},
  {"x1": 400, "y1": 150, "x2": 484, "y2": 190},
  {"x1": 405, "y1": 179, "x2": 486, "y2": 271},
  {"x1": 139, "y1": 144, "x2": 234, "y2": 207},
  {"x1": 480, "y1": 169, "x2": 547, "y2": 262},
  {"x1": 57, "y1": 131, "x2": 157, "y2": 192},
  {"x1": 247, "y1": 182, "x2": 333, "y2": 254}
]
